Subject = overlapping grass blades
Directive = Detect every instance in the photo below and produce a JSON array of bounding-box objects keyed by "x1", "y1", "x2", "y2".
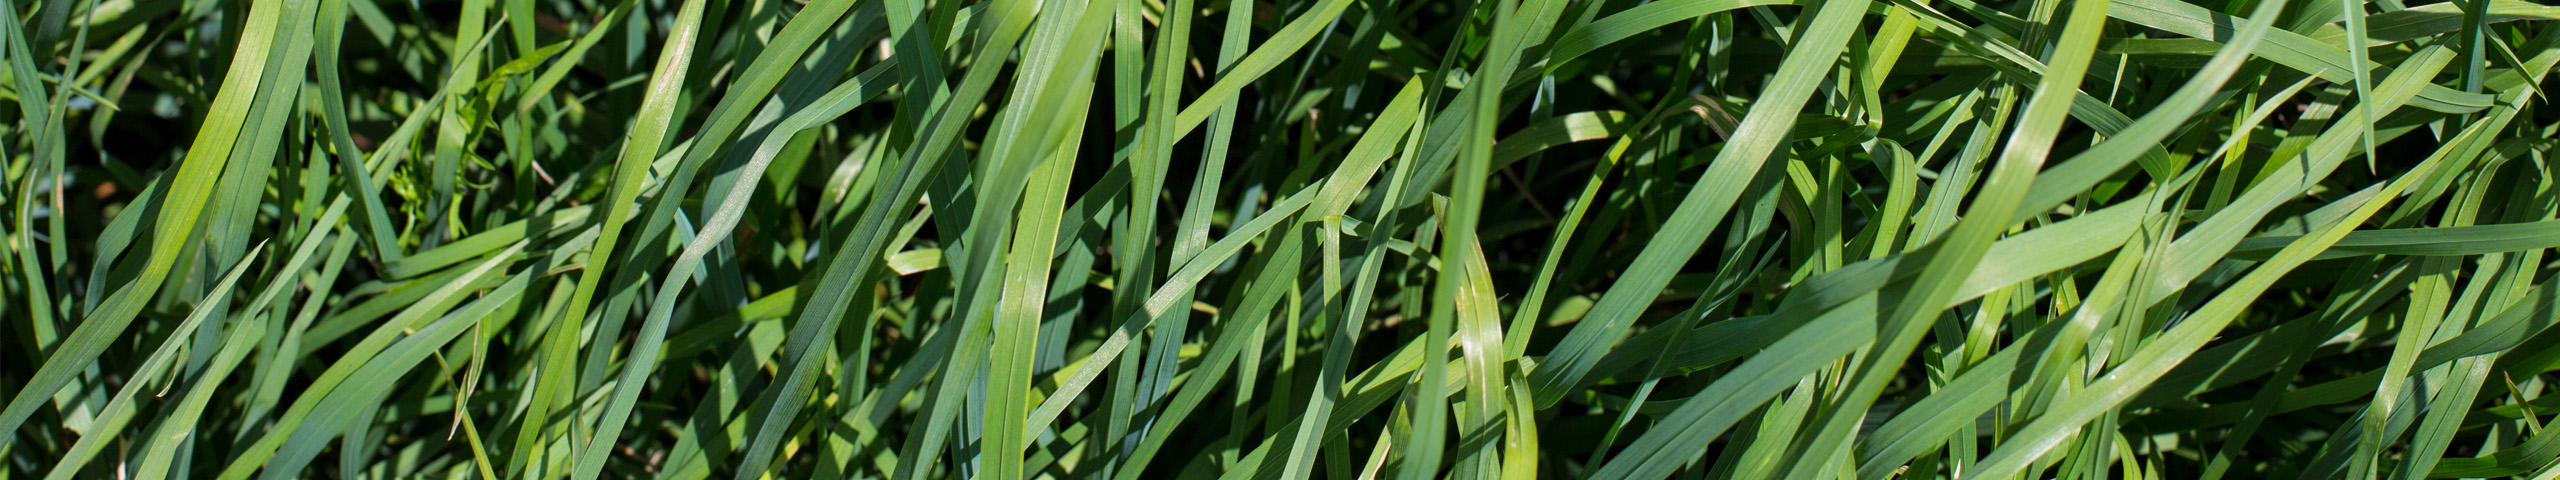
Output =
[{"x1": 10, "y1": 0, "x2": 2560, "y2": 477}]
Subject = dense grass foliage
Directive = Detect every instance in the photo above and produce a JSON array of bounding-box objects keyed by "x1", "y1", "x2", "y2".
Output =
[{"x1": 9, "y1": 0, "x2": 2560, "y2": 476}]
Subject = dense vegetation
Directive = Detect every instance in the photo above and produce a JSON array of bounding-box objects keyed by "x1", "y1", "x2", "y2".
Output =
[{"x1": 4, "y1": 0, "x2": 2560, "y2": 476}]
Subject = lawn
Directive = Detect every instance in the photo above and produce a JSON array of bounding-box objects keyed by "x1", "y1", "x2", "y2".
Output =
[{"x1": 5, "y1": 0, "x2": 2560, "y2": 477}]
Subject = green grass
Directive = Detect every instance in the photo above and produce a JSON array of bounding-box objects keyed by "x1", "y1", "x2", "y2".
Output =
[{"x1": 7, "y1": 0, "x2": 2560, "y2": 476}]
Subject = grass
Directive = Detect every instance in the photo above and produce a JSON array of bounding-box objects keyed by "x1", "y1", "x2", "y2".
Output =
[{"x1": 4, "y1": 0, "x2": 2560, "y2": 476}]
